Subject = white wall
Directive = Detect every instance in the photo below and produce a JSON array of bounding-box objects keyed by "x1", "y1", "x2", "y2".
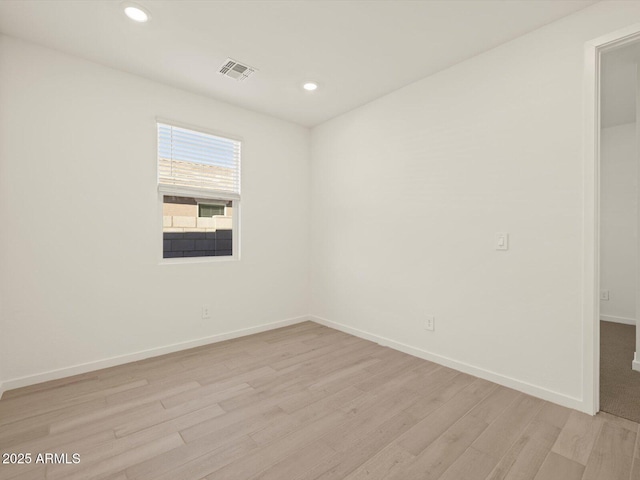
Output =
[
  {"x1": 0, "y1": 35, "x2": 310, "y2": 389},
  {"x1": 310, "y1": 1, "x2": 640, "y2": 412},
  {"x1": 636, "y1": 67, "x2": 640, "y2": 372},
  {"x1": 5, "y1": 1, "x2": 640, "y2": 413},
  {"x1": 600, "y1": 123, "x2": 637, "y2": 325}
]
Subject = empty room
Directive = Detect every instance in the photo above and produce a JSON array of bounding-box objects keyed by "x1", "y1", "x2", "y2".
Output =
[{"x1": 2, "y1": 1, "x2": 640, "y2": 479}]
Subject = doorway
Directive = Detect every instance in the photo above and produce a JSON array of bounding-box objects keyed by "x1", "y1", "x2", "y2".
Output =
[{"x1": 586, "y1": 25, "x2": 640, "y2": 420}]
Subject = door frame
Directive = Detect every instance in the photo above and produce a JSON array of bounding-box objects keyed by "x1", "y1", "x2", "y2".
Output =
[{"x1": 584, "y1": 23, "x2": 640, "y2": 415}]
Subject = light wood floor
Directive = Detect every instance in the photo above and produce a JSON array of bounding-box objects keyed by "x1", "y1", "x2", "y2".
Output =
[{"x1": 1, "y1": 322, "x2": 639, "y2": 480}]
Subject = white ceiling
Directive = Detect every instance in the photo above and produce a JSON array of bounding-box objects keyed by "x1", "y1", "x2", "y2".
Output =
[
  {"x1": 0, "y1": 0, "x2": 598, "y2": 127},
  {"x1": 602, "y1": 43, "x2": 640, "y2": 128}
]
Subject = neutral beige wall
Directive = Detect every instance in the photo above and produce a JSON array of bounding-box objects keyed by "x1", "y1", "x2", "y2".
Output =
[
  {"x1": 162, "y1": 203, "x2": 233, "y2": 218},
  {"x1": 600, "y1": 123, "x2": 637, "y2": 325},
  {"x1": 0, "y1": 35, "x2": 311, "y2": 388},
  {"x1": 163, "y1": 203, "x2": 197, "y2": 217},
  {"x1": 310, "y1": 1, "x2": 640, "y2": 413}
]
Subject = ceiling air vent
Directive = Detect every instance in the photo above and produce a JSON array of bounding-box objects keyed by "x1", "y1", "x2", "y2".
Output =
[{"x1": 218, "y1": 58, "x2": 257, "y2": 82}]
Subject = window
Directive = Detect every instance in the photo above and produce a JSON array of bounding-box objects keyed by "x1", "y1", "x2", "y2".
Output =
[
  {"x1": 158, "y1": 122, "x2": 240, "y2": 259},
  {"x1": 198, "y1": 203, "x2": 226, "y2": 217}
]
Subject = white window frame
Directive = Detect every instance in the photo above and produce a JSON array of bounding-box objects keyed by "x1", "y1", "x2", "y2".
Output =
[{"x1": 156, "y1": 118, "x2": 241, "y2": 264}]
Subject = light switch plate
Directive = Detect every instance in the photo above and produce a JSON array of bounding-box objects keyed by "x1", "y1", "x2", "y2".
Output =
[{"x1": 495, "y1": 232, "x2": 509, "y2": 251}]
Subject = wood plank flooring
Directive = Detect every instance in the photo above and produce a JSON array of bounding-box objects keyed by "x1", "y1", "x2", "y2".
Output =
[{"x1": 0, "y1": 321, "x2": 638, "y2": 480}]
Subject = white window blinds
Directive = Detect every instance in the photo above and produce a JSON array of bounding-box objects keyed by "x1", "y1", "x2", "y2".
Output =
[{"x1": 158, "y1": 123, "x2": 241, "y2": 198}]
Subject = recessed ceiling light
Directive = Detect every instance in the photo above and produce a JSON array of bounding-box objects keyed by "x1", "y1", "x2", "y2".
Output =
[
  {"x1": 303, "y1": 82, "x2": 318, "y2": 91},
  {"x1": 123, "y1": 4, "x2": 150, "y2": 22}
]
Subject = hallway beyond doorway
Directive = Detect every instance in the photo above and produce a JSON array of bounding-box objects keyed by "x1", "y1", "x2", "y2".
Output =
[{"x1": 600, "y1": 321, "x2": 640, "y2": 422}]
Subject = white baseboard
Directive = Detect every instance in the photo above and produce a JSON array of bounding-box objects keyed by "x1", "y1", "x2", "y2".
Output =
[
  {"x1": 310, "y1": 315, "x2": 586, "y2": 413},
  {"x1": 633, "y1": 352, "x2": 640, "y2": 373},
  {"x1": 0, "y1": 315, "x2": 309, "y2": 398},
  {"x1": 600, "y1": 315, "x2": 636, "y2": 326}
]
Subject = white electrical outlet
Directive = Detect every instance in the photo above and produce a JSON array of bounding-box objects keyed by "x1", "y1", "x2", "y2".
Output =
[
  {"x1": 600, "y1": 290, "x2": 610, "y2": 301},
  {"x1": 202, "y1": 305, "x2": 211, "y2": 319},
  {"x1": 425, "y1": 315, "x2": 435, "y2": 331}
]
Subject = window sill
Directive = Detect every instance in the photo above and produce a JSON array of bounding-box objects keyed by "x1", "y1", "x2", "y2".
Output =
[{"x1": 159, "y1": 255, "x2": 239, "y2": 265}]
